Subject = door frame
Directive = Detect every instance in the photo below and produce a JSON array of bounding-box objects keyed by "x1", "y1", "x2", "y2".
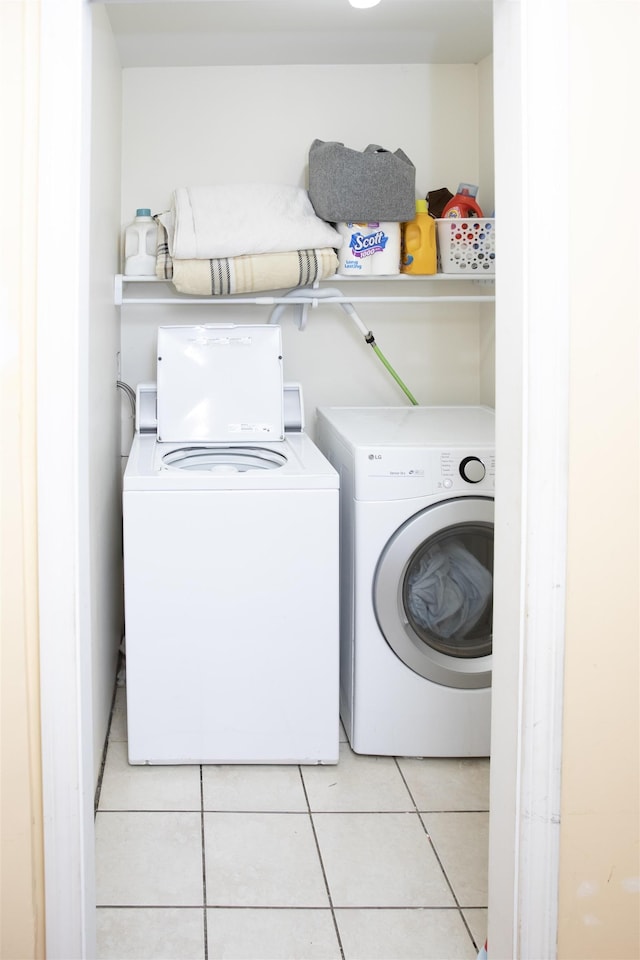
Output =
[
  {"x1": 37, "y1": 2, "x2": 569, "y2": 958},
  {"x1": 37, "y1": 1, "x2": 95, "y2": 956},
  {"x1": 489, "y1": 2, "x2": 569, "y2": 956}
]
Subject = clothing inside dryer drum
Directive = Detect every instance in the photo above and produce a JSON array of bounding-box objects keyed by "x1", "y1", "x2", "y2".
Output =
[{"x1": 404, "y1": 524, "x2": 493, "y2": 657}]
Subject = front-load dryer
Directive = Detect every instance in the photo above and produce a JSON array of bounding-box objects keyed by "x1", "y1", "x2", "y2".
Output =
[
  {"x1": 123, "y1": 324, "x2": 339, "y2": 765},
  {"x1": 315, "y1": 405, "x2": 494, "y2": 757}
]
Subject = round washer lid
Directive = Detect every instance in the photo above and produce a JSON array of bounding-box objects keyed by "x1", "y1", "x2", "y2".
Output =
[
  {"x1": 156, "y1": 324, "x2": 284, "y2": 443},
  {"x1": 161, "y1": 445, "x2": 287, "y2": 473}
]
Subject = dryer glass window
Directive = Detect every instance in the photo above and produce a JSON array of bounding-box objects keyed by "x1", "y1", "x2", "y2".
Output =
[{"x1": 403, "y1": 522, "x2": 493, "y2": 659}]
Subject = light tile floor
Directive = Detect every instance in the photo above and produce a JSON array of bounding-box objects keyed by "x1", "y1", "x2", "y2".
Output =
[{"x1": 95, "y1": 686, "x2": 488, "y2": 960}]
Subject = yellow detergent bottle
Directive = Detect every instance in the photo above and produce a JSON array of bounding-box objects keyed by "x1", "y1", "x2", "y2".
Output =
[{"x1": 401, "y1": 199, "x2": 437, "y2": 275}]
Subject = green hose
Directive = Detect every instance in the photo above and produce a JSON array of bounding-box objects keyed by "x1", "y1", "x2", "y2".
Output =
[
  {"x1": 368, "y1": 336, "x2": 419, "y2": 406},
  {"x1": 268, "y1": 290, "x2": 420, "y2": 406}
]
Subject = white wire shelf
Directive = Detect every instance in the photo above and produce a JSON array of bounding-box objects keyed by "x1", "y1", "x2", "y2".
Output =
[{"x1": 114, "y1": 274, "x2": 495, "y2": 306}]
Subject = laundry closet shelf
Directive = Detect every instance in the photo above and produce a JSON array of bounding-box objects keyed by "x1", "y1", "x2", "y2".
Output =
[{"x1": 114, "y1": 274, "x2": 495, "y2": 306}]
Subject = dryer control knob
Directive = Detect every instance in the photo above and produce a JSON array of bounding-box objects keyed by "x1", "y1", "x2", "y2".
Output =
[{"x1": 460, "y1": 456, "x2": 486, "y2": 483}]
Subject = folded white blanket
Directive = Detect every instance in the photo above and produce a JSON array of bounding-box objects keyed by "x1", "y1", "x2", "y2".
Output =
[{"x1": 158, "y1": 184, "x2": 342, "y2": 260}]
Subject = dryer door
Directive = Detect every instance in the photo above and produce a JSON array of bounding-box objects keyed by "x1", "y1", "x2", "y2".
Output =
[{"x1": 373, "y1": 496, "x2": 493, "y2": 689}]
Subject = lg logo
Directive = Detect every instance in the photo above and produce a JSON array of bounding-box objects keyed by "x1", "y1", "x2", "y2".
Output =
[{"x1": 368, "y1": 454, "x2": 382, "y2": 460}]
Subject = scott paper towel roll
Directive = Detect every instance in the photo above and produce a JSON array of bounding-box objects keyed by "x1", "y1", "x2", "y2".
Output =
[
  {"x1": 369, "y1": 222, "x2": 401, "y2": 275},
  {"x1": 337, "y1": 223, "x2": 371, "y2": 275},
  {"x1": 337, "y1": 222, "x2": 400, "y2": 276}
]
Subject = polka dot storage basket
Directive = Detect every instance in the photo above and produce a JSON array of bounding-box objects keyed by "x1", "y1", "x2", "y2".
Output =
[{"x1": 436, "y1": 218, "x2": 495, "y2": 273}]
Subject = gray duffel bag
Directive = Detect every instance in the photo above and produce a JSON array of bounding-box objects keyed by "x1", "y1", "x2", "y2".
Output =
[{"x1": 308, "y1": 139, "x2": 416, "y2": 223}]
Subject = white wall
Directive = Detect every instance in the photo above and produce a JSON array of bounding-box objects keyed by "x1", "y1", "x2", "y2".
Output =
[
  {"x1": 121, "y1": 64, "x2": 484, "y2": 213},
  {"x1": 478, "y1": 53, "x2": 495, "y2": 405},
  {"x1": 1, "y1": 2, "x2": 45, "y2": 954},
  {"x1": 89, "y1": 5, "x2": 124, "y2": 785},
  {"x1": 118, "y1": 62, "x2": 494, "y2": 430},
  {"x1": 558, "y1": 2, "x2": 640, "y2": 956},
  {"x1": 478, "y1": 54, "x2": 495, "y2": 218}
]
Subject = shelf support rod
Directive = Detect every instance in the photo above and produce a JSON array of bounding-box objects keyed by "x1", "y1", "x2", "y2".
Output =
[{"x1": 118, "y1": 295, "x2": 495, "y2": 306}]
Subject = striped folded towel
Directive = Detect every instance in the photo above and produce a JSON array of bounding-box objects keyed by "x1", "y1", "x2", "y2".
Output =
[{"x1": 155, "y1": 218, "x2": 338, "y2": 295}]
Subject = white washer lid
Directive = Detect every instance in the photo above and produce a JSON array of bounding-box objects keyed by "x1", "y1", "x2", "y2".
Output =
[{"x1": 156, "y1": 324, "x2": 284, "y2": 443}]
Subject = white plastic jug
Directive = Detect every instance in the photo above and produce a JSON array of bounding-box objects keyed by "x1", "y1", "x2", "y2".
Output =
[{"x1": 123, "y1": 209, "x2": 156, "y2": 276}]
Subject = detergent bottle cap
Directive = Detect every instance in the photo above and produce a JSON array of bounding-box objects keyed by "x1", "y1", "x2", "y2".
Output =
[
  {"x1": 136, "y1": 208, "x2": 152, "y2": 217},
  {"x1": 415, "y1": 199, "x2": 428, "y2": 214},
  {"x1": 441, "y1": 184, "x2": 484, "y2": 218}
]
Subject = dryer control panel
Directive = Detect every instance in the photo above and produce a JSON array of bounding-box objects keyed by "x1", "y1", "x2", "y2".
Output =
[
  {"x1": 352, "y1": 446, "x2": 495, "y2": 500},
  {"x1": 440, "y1": 450, "x2": 496, "y2": 488}
]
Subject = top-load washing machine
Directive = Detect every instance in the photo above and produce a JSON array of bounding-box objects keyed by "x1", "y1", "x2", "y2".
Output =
[
  {"x1": 315, "y1": 405, "x2": 494, "y2": 757},
  {"x1": 123, "y1": 324, "x2": 339, "y2": 765}
]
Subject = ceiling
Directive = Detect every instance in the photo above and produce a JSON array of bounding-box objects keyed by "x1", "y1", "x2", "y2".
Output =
[{"x1": 101, "y1": 0, "x2": 493, "y2": 67}]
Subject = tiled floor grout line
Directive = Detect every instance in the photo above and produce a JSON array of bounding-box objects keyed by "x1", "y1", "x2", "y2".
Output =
[
  {"x1": 199, "y1": 766, "x2": 209, "y2": 960},
  {"x1": 97, "y1": 905, "x2": 205, "y2": 910},
  {"x1": 94, "y1": 676, "x2": 121, "y2": 815},
  {"x1": 394, "y1": 757, "x2": 482, "y2": 953},
  {"x1": 97, "y1": 808, "x2": 202, "y2": 814},
  {"x1": 194, "y1": 904, "x2": 468, "y2": 911},
  {"x1": 298, "y1": 765, "x2": 346, "y2": 960}
]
